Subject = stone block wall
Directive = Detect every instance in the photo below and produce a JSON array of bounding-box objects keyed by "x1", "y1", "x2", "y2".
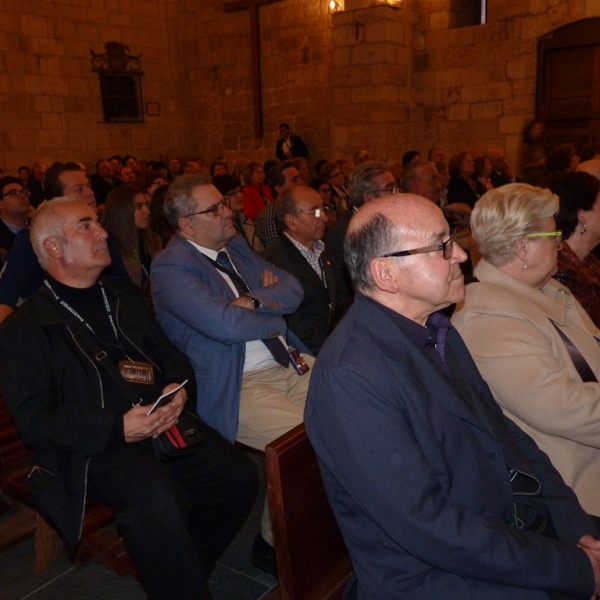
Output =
[
  {"x1": 169, "y1": 0, "x2": 336, "y2": 167},
  {"x1": 0, "y1": 0, "x2": 188, "y2": 172}
]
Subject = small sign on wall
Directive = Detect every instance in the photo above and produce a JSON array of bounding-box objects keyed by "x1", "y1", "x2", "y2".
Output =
[{"x1": 146, "y1": 102, "x2": 160, "y2": 116}]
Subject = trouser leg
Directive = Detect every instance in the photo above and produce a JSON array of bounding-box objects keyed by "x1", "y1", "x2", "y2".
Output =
[
  {"x1": 166, "y1": 420, "x2": 258, "y2": 575},
  {"x1": 87, "y1": 444, "x2": 208, "y2": 600}
]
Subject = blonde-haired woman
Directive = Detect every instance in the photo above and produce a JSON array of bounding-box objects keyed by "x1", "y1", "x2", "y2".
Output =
[{"x1": 453, "y1": 183, "x2": 600, "y2": 519}]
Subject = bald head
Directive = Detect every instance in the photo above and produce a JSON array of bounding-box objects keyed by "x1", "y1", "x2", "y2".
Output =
[
  {"x1": 577, "y1": 158, "x2": 600, "y2": 181},
  {"x1": 345, "y1": 194, "x2": 466, "y2": 323}
]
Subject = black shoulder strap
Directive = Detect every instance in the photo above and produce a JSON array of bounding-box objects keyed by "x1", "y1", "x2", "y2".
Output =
[{"x1": 549, "y1": 320, "x2": 598, "y2": 383}]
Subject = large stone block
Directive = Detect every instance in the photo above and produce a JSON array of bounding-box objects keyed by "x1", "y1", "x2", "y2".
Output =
[
  {"x1": 479, "y1": 82, "x2": 513, "y2": 102},
  {"x1": 350, "y1": 42, "x2": 397, "y2": 65},
  {"x1": 470, "y1": 100, "x2": 503, "y2": 119},
  {"x1": 503, "y1": 95, "x2": 534, "y2": 115},
  {"x1": 39, "y1": 129, "x2": 68, "y2": 149},
  {"x1": 371, "y1": 63, "x2": 407, "y2": 85},
  {"x1": 21, "y1": 14, "x2": 47, "y2": 37},
  {"x1": 9, "y1": 129, "x2": 40, "y2": 150},
  {"x1": 499, "y1": 114, "x2": 529, "y2": 134},
  {"x1": 364, "y1": 18, "x2": 406, "y2": 45},
  {"x1": 351, "y1": 83, "x2": 398, "y2": 103},
  {"x1": 448, "y1": 103, "x2": 470, "y2": 121}
]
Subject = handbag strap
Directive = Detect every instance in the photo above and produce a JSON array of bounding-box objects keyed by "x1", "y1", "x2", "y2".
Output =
[{"x1": 549, "y1": 320, "x2": 598, "y2": 383}]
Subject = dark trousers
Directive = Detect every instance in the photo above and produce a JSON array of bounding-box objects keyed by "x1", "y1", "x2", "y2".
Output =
[{"x1": 87, "y1": 421, "x2": 258, "y2": 600}]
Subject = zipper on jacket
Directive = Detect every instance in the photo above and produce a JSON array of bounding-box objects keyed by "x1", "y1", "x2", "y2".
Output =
[{"x1": 67, "y1": 326, "x2": 105, "y2": 408}]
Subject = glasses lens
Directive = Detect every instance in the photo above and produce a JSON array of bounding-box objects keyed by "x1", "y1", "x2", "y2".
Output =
[
  {"x1": 314, "y1": 209, "x2": 321, "y2": 217},
  {"x1": 213, "y1": 201, "x2": 225, "y2": 217},
  {"x1": 443, "y1": 237, "x2": 455, "y2": 259}
]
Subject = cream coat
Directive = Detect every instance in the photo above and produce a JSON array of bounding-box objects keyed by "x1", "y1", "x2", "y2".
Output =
[{"x1": 452, "y1": 259, "x2": 600, "y2": 516}]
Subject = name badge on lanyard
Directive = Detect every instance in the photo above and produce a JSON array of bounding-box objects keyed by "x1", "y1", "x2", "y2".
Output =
[{"x1": 119, "y1": 360, "x2": 155, "y2": 384}]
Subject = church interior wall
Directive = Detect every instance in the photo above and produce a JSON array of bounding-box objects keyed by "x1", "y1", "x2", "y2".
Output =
[{"x1": 0, "y1": 0, "x2": 599, "y2": 173}]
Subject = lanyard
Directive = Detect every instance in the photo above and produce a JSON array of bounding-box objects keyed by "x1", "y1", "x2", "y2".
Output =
[{"x1": 43, "y1": 279, "x2": 119, "y2": 342}]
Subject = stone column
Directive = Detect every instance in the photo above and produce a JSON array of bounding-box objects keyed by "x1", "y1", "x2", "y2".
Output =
[{"x1": 331, "y1": 0, "x2": 413, "y2": 160}]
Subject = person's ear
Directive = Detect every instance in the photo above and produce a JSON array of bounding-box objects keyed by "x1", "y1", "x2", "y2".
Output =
[
  {"x1": 178, "y1": 216, "x2": 195, "y2": 237},
  {"x1": 514, "y1": 237, "x2": 528, "y2": 262},
  {"x1": 283, "y1": 212, "x2": 296, "y2": 232},
  {"x1": 369, "y1": 257, "x2": 401, "y2": 294},
  {"x1": 42, "y1": 236, "x2": 62, "y2": 260}
]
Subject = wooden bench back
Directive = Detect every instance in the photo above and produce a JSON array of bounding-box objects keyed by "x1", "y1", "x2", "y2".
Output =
[
  {"x1": 266, "y1": 423, "x2": 352, "y2": 600},
  {"x1": 0, "y1": 391, "x2": 31, "y2": 497}
]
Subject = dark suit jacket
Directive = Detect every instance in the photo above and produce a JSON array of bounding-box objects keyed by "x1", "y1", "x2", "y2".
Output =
[
  {"x1": 0, "y1": 218, "x2": 20, "y2": 252},
  {"x1": 262, "y1": 234, "x2": 338, "y2": 355},
  {"x1": 324, "y1": 209, "x2": 354, "y2": 305},
  {"x1": 490, "y1": 170, "x2": 517, "y2": 188},
  {"x1": 90, "y1": 173, "x2": 118, "y2": 206},
  {"x1": 305, "y1": 293, "x2": 597, "y2": 600},
  {"x1": 447, "y1": 173, "x2": 479, "y2": 209},
  {"x1": 275, "y1": 134, "x2": 308, "y2": 160}
]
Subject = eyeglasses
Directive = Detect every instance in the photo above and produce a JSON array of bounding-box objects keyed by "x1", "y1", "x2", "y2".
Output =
[
  {"x1": 2, "y1": 188, "x2": 30, "y2": 198},
  {"x1": 525, "y1": 231, "x2": 562, "y2": 248},
  {"x1": 370, "y1": 186, "x2": 400, "y2": 197},
  {"x1": 299, "y1": 206, "x2": 330, "y2": 218},
  {"x1": 383, "y1": 232, "x2": 456, "y2": 260},
  {"x1": 183, "y1": 199, "x2": 227, "y2": 219},
  {"x1": 224, "y1": 187, "x2": 242, "y2": 198}
]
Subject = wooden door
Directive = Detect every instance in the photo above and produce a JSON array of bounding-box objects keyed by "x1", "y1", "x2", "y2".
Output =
[{"x1": 536, "y1": 18, "x2": 600, "y2": 149}]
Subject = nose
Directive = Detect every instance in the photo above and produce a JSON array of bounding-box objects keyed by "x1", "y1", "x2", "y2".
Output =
[{"x1": 452, "y1": 241, "x2": 468, "y2": 264}]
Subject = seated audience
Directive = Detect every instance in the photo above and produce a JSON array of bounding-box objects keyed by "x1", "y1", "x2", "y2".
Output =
[
  {"x1": 353, "y1": 149, "x2": 370, "y2": 165},
  {"x1": 167, "y1": 157, "x2": 182, "y2": 181},
  {"x1": 151, "y1": 173, "x2": 313, "y2": 575},
  {"x1": 242, "y1": 162, "x2": 273, "y2": 221},
  {"x1": 0, "y1": 197, "x2": 257, "y2": 600},
  {"x1": 447, "y1": 151, "x2": 479, "y2": 208},
  {"x1": 487, "y1": 148, "x2": 517, "y2": 188},
  {"x1": 401, "y1": 150, "x2": 420, "y2": 167},
  {"x1": 263, "y1": 186, "x2": 342, "y2": 355},
  {"x1": 101, "y1": 184, "x2": 162, "y2": 291},
  {"x1": 90, "y1": 159, "x2": 119, "y2": 207},
  {"x1": 17, "y1": 166, "x2": 30, "y2": 187},
  {"x1": 214, "y1": 174, "x2": 263, "y2": 252},
  {"x1": 545, "y1": 144, "x2": 580, "y2": 176},
  {"x1": 453, "y1": 183, "x2": 600, "y2": 518},
  {"x1": 210, "y1": 160, "x2": 228, "y2": 177},
  {"x1": 435, "y1": 160, "x2": 450, "y2": 206},
  {"x1": 148, "y1": 184, "x2": 174, "y2": 248},
  {"x1": 306, "y1": 192, "x2": 600, "y2": 600},
  {"x1": 335, "y1": 158, "x2": 352, "y2": 185},
  {"x1": 27, "y1": 162, "x2": 46, "y2": 208},
  {"x1": 291, "y1": 157, "x2": 310, "y2": 185},
  {"x1": 0, "y1": 176, "x2": 31, "y2": 252},
  {"x1": 473, "y1": 155, "x2": 494, "y2": 196},
  {"x1": 427, "y1": 146, "x2": 445, "y2": 162},
  {"x1": 400, "y1": 161, "x2": 442, "y2": 206},
  {"x1": 309, "y1": 176, "x2": 337, "y2": 224},
  {"x1": 544, "y1": 171, "x2": 600, "y2": 327},
  {"x1": 0, "y1": 162, "x2": 129, "y2": 325},
  {"x1": 321, "y1": 161, "x2": 349, "y2": 215}
]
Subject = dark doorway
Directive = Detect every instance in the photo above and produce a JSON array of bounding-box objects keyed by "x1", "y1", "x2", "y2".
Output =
[{"x1": 536, "y1": 18, "x2": 600, "y2": 150}]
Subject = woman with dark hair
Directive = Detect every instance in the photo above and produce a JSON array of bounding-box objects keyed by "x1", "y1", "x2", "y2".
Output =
[
  {"x1": 209, "y1": 160, "x2": 228, "y2": 177},
  {"x1": 473, "y1": 155, "x2": 494, "y2": 197},
  {"x1": 148, "y1": 184, "x2": 174, "y2": 248},
  {"x1": 545, "y1": 171, "x2": 600, "y2": 326},
  {"x1": 545, "y1": 144, "x2": 580, "y2": 176},
  {"x1": 520, "y1": 120, "x2": 547, "y2": 184},
  {"x1": 101, "y1": 184, "x2": 162, "y2": 292},
  {"x1": 446, "y1": 151, "x2": 479, "y2": 208},
  {"x1": 309, "y1": 177, "x2": 337, "y2": 226},
  {"x1": 242, "y1": 162, "x2": 273, "y2": 220}
]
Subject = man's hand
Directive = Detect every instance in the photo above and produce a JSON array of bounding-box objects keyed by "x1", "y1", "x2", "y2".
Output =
[
  {"x1": 231, "y1": 296, "x2": 256, "y2": 309},
  {"x1": 261, "y1": 270, "x2": 278, "y2": 288},
  {"x1": 578, "y1": 535, "x2": 600, "y2": 598},
  {"x1": 123, "y1": 383, "x2": 186, "y2": 443}
]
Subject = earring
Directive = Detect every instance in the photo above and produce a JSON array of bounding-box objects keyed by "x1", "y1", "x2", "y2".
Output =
[
  {"x1": 523, "y1": 260, "x2": 528, "y2": 270},
  {"x1": 581, "y1": 224, "x2": 587, "y2": 235}
]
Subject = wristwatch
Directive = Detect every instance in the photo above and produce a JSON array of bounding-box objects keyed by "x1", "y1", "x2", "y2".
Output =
[{"x1": 242, "y1": 295, "x2": 260, "y2": 309}]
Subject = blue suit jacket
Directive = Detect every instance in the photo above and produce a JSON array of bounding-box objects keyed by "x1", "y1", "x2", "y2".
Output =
[
  {"x1": 151, "y1": 235, "x2": 307, "y2": 441},
  {"x1": 305, "y1": 294, "x2": 597, "y2": 600}
]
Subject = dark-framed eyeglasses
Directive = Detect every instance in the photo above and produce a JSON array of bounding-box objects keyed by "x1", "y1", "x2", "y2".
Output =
[
  {"x1": 383, "y1": 232, "x2": 456, "y2": 260},
  {"x1": 2, "y1": 188, "x2": 30, "y2": 198},
  {"x1": 525, "y1": 230, "x2": 562, "y2": 248},
  {"x1": 370, "y1": 186, "x2": 400, "y2": 197},
  {"x1": 183, "y1": 199, "x2": 227, "y2": 219}
]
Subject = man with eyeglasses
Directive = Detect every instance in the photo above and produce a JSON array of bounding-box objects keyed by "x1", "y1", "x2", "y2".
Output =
[
  {"x1": 400, "y1": 161, "x2": 443, "y2": 206},
  {"x1": 0, "y1": 162, "x2": 128, "y2": 325},
  {"x1": 305, "y1": 193, "x2": 600, "y2": 600},
  {"x1": 326, "y1": 161, "x2": 397, "y2": 304},
  {"x1": 0, "y1": 176, "x2": 32, "y2": 253},
  {"x1": 263, "y1": 186, "x2": 344, "y2": 355},
  {"x1": 151, "y1": 173, "x2": 314, "y2": 576}
]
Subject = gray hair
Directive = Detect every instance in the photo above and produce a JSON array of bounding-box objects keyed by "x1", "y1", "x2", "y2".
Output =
[
  {"x1": 273, "y1": 187, "x2": 298, "y2": 233},
  {"x1": 30, "y1": 196, "x2": 80, "y2": 270},
  {"x1": 400, "y1": 161, "x2": 429, "y2": 192},
  {"x1": 347, "y1": 161, "x2": 391, "y2": 209},
  {"x1": 344, "y1": 212, "x2": 398, "y2": 293},
  {"x1": 471, "y1": 183, "x2": 559, "y2": 267},
  {"x1": 163, "y1": 173, "x2": 213, "y2": 230}
]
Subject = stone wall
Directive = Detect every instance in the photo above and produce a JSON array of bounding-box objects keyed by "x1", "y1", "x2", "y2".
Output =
[
  {"x1": 170, "y1": 0, "x2": 336, "y2": 167},
  {"x1": 0, "y1": 0, "x2": 188, "y2": 172}
]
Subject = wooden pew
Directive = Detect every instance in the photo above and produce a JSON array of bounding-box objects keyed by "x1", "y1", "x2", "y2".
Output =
[
  {"x1": 0, "y1": 391, "x2": 137, "y2": 578},
  {"x1": 265, "y1": 423, "x2": 353, "y2": 600}
]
